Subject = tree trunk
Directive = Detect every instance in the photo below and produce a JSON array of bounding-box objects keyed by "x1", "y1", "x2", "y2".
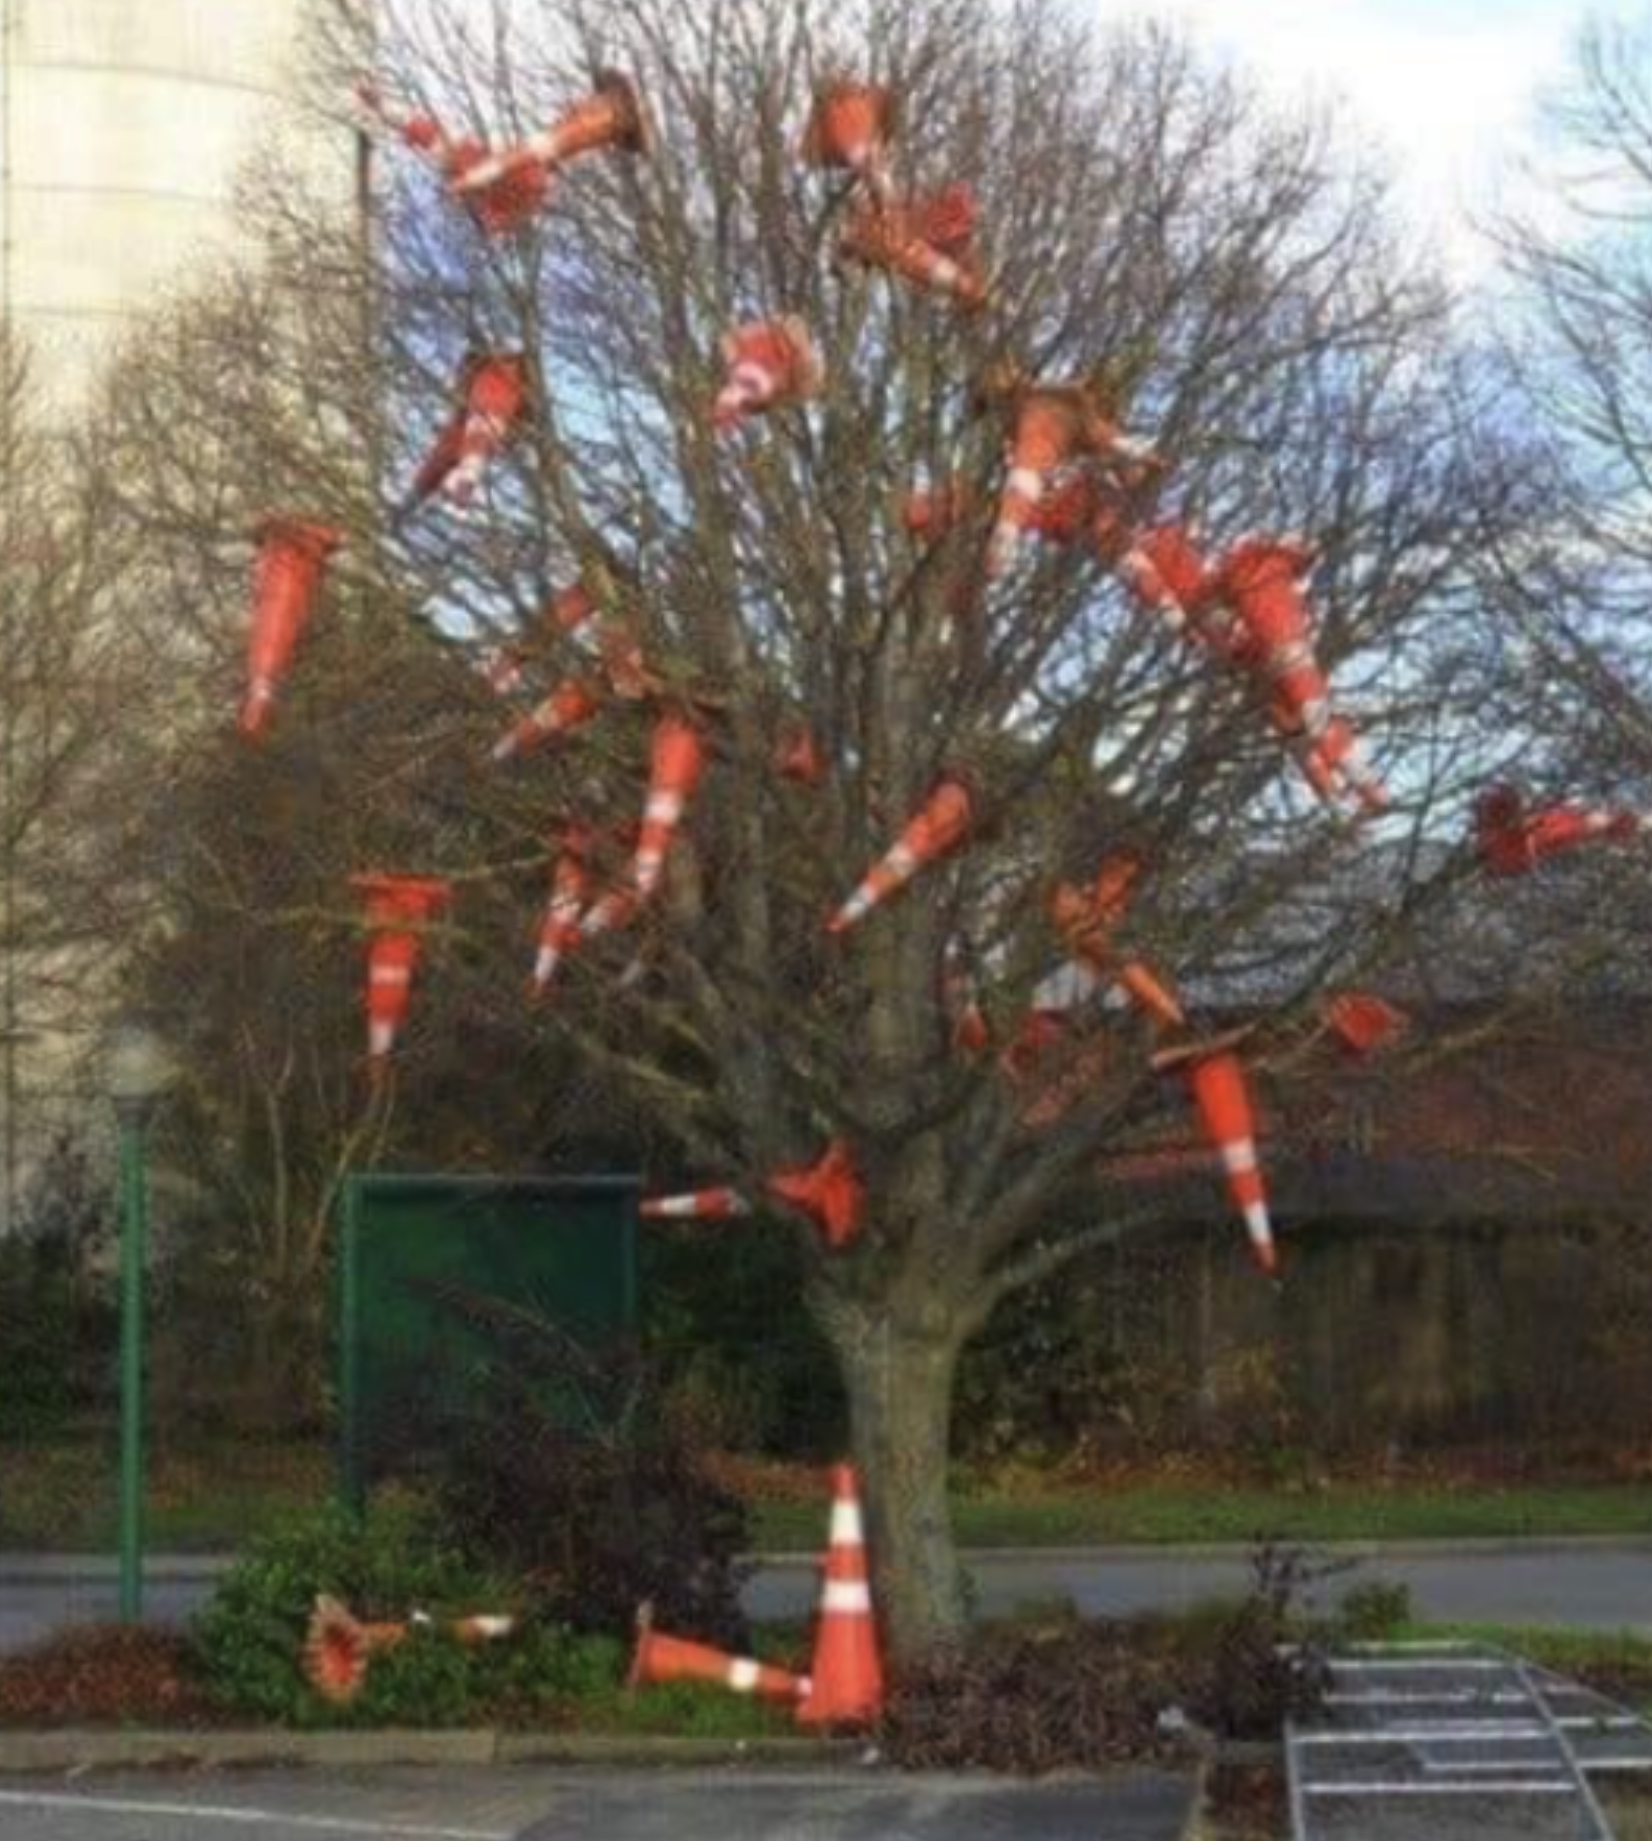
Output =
[{"x1": 831, "y1": 1305, "x2": 967, "y2": 1663}]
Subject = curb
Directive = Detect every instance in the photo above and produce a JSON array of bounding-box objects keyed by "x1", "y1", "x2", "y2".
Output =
[{"x1": 0, "y1": 1727, "x2": 858, "y2": 1775}]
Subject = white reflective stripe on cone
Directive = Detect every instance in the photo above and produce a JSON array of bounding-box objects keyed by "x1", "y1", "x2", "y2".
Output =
[
  {"x1": 369, "y1": 1022, "x2": 396, "y2": 1056},
  {"x1": 645, "y1": 792, "x2": 685, "y2": 825},
  {"x1": 1004, "y1": 466, "x2": 1043, "y2": 499},
  {"x1": 371, "y1": 964, "x2": 413, "y2": 986},
  {"x1": 882, "y1": 842, "x2": 920, "y2": 880},
  {"x1": 1243, "y1": 1200, "x2": 1274, "y2": 1250},
  {"x1": 727, "y1": 1657, "x2": 761, "y2": 1692},
  {"x1": 822, "y1": 1579, "x2": 873, "y2": 1614},
  {"x1": 1221, "y1": 1139, "x2": 1258, "y2": 1176},
  {"x1": 829, "y1": 1499, "x2": 865, "y2": 1546}
]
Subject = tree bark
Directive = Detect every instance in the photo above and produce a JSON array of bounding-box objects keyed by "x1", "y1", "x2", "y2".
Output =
[{"x1": 830, "y1": 1302, "x2": 968, "y2": 1662}]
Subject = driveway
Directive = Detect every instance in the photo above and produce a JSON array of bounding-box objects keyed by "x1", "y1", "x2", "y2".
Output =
[{"x1": 0, "y1": 1765, "x2": 1197, "y2": 1841}]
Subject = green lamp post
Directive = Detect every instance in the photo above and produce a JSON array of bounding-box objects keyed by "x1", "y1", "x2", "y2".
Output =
[{"x1": 104, "y1": 1017, "x2": 175, "y2": 1623}]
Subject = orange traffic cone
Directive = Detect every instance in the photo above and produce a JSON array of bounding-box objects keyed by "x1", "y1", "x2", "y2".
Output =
[
  {"x1": 1474, "y1": 784, "x2": 1639, "y2": 876},
  {"x1": 352, "y1": 874, "x2": 452, "y2": 1075},
  {"x1": 826, "y1": 771, "x2": 974, "y2": 934},
  {"x1": 628, "y1": 1603, "x2": 811, "y2": 1704},
  {"x1": 629, "y1": 713, "x2": 708, "y2": 901},
  {"x1": 714, "y1": 316, "x2": 824, "y2": 432},
  {"x1": 354, "y1": 79, "x2": 551, "y2": 237},
  {"x1": 1216, "y1": 536, "x2": 1332, "y2": 740},
  {"x1": 455, "y1": 70, "x2": 650, "y2": 196},
  {"x1": 839, "y1": 184, "x2": 988, "y2": 310},
  {"x1": 532, "y1": 823, "x2": 596, "y2": 995},
  {"x1": 492, "y1": 677, "x2": 603, "y2": 762},
  {"x1": 775, "y1": 722, "x2": 828, "y2": 786},
  {"x1": 410, "y1": 352, "x2": 529, "y2": 510},
  {"x1": 238, "y1": 517, "x2": 346, "y2": 739},
  {"x1": 1299, "y1": 716, "x2": 1387, "y2": 817},
  {"x1": 1116, "y1": 522, "x2": 1225, "y2": 637},
  {"x1": 1323, "y1": 992, "x2": 1408, "y2": 1057},
  {"x1": 640, "y1": 1188, "x2": 752, "y2": 1221},
  {"x1": 798, "y1": 1464, "x2": 884, "y2": 1726},
  {"x1": 987, "y1": 382, "x2": 1157, "y2": 577},
  {"x1": 800, "y1": 78, "x2": 897, "y2": 203},
  {"x1": 1047, "y1": 856, "x2": 1186, "y2": 1031},
  {"x1": 767, "y1": 1139, "x2": 866, "y2": 1250},
  {"x1": 302, "y1": 1595, "x2": 408, "y2": 1706},
  {"x1": 1158, "y1": 1043, "x2": 1276, "y2": 1276}
]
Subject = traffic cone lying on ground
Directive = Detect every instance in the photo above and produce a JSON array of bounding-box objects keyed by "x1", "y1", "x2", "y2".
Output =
[
  {"x1": 1216, "y1": 535, "x2": 1333, "y2": 743},
  {"x1": 410, "y1": 352, "x2": 529, "y2": 510},
  {"x1": 986, "y1": 380, "x2": 1158, "y2": 577},
  {"x1": 355, "y1": 81, "x2": 551, "y2": 236},
  {"x1": 238, "y1": 517, "x2": 347, "y2": 738},
  {"x1": 492, "y1": 676, "x2": 603, "y2": 762},
  {"x1": 1047, "y1": 856, "x2": 1185, "y2": 1030},
  {"x1": 1322, "y1": 991, "x2": 1408, "y2": 1058},
  {"x1": 1474, "y1": 784, "x2": 1641, "y2": 876},
  {"x1": 798, "y1": 1464, "x2": 884, "y2": 1727},
  {"x1": 531, "y1": 823, "x2": 596, "y2": 995},
  {"x1": 800, "y1": 78, "x2": 897, "y2": 203},
  {"x1": 454, "y1": 70, "x2": 650, "y2": 197},
  {"x1": 1157, "y1": 1041, "x2": 1276, "y2": 1276},
  {"x1": 302, "y1": 1596, "x2": 407, "y2": 1705},
  {"x1": 628, "y1": 1602, "x2": 811, "y2": 1704},
  {"x1": 839, "y1": 184, "x2": 988, "y2": 310},
  {"x1": 714, "y1": 316, "x2": 824, "y2": 432},
  {"x1": 352, "y1": 873, "x2": 452, "y2": 1075},
  {"x1": 826, "y1": 771, "x2": 975, "y2": 934},
  {"x1": 767, "y1": 1139, "x2": 866, "y2": 1250},
  {"x1": 640, "y1": 1188, "x2": 752, "y2": 1221}
]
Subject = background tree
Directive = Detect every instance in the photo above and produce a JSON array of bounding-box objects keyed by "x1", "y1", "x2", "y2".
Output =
[{"x1": 92, "y1": 0, "x2": 1526, "y2": 1656}]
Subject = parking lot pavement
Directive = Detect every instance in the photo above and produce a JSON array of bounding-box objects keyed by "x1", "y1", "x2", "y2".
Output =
[{"x1": 0, "y1": 1765, "x2": 1197, "y2": 1841}]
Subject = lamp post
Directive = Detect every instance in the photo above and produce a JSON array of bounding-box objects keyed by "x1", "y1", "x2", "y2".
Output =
[{"x1": 104, "y1": 1018, "x2": 175, "y2": 1623}]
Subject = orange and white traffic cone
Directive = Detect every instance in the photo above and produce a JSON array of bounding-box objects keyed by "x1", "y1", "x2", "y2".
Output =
[
  {"x1": 714, "y1": 316, "x2": 824, "y2": 433},
  {"x1": 477, "y1": 582, "x2": 599, "y2": 695},
  {"x1": 1304, "y1": 717, "x2": 1387, "y2": 817},
  {"x1": 826, "y1": 771, "x2": 975, "y2": 935},
  {"x1": 1322, "y1": 991, "x2": 1408, "y2": 1057},
  {"x1": 1047, "y1": 856, "x2": 1186, "y2": 1031},
  {"x1": 302, "y1": 1595, "x2": 409, "y2": 1706},
  {"x1": 988, "y1": 383, "x2": 1157, "y2": 577},
  {"x1": 640, "y1": 1188, "x2": 752, "y2": 1222},
  {"x1": 455, "y1": 70, "x2": 650, "y2": 197},
  {"x1": 626, "y1": 713, "x2": 708, "y2": 902},
  {"x1": 410, "y1": 352, "x2": 529, "y2": 510},
  {"x1": 767, "y1": 1139, "x2": 866, "y2": 1251},
  {"x1": 1217, "y1": 536, "x2": 1333, "y2": 742},
  {"x1": 352, "y1": 873, "x2": 452, "y2": 1076},
  {"x1": 839, "y1": 184, "x2": 988, "y2": 310},
  {"x1": 799, "y1": 78, "x2": 897, "y2": 203},
  {"x1": 1474, "y1": 784, "x2": 1639, "y2": 876},
  {"x1": 1159, "y1": 1044, "x2": 1276, "y2": 1276},
  {"x1": 1117, "y1": 522, "x2": 1214, "y2": 633},
  {"x1": 798, "y1": 1464, "x2": 884, "y2": 1727},
  {"x1": 532, "y1": 823, "x2": 596, "y2": 995},
  {"x1": 492, "y1": 677, "x2": 603, "y2": 762},
  {"x1": 354, "y1": 79, "x2": 552, "y2": 237},
  {"x1": 628, "y1": 1603, "x2": 811, "y2": 1704},
  {"x1": 238, "y1": 517, "x2": 347, "y2": 739}
]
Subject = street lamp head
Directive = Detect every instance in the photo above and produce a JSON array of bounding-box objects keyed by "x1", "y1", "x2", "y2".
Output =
[{"x1": 104, "y1": 1016, "x2": 177, "y2": 1130}]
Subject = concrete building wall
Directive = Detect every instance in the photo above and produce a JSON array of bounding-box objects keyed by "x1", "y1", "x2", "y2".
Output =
[{"x1": 0, "y1": 0, "x2": 355, "y2": 389}]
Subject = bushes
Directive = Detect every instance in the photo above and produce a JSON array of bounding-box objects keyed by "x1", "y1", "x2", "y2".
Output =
[{"x1": 0, "y1": 1627, "x2": 218, "y2": 1728}]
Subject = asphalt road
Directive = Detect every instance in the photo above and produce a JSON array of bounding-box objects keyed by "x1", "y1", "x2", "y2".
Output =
[
  {"x1": 1, "y1": 1542, "x2": 1648, "y2": 1654},
  {"x1": 0, "y1": 1765, "x2": 1196, "y2": 1841}
]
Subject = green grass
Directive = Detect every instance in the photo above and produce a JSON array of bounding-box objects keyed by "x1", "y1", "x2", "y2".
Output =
[{"x1": 754, "y1": 1482, "x2": 1652, "y2": 1551}]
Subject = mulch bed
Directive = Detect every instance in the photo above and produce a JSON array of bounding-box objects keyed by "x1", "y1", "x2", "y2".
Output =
[{"x1": 0, "y1": 1626, "x2": 224, "y2": 1728}]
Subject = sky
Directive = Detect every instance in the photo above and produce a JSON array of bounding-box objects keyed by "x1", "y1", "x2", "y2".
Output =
[{"x1": 1132, "y1": 0, "x2": 1586, "y2": 275}]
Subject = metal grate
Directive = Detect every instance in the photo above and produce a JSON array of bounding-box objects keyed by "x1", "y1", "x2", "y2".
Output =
[{"x1": 1287, "y1": 1641, "x2": 1647, "y2": 1840}]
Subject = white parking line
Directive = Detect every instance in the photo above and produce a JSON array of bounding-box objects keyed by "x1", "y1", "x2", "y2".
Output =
[{"x1": 0, "y1": 1790, "x2": 512, "y2": 1840}]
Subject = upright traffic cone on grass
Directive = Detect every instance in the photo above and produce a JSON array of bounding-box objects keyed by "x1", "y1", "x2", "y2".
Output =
[
  {"x1": 531, "y1": 823, "x2": 596, "y2": 995},
  {"x1": 354, "y1": 80, "x2": 551, "y2": 236},
  {"x1": 492, "y1": 677, "x2": 603, "y2": 763},
  {"x1": 800, "y1": 78, "x2": 897, "y2": 203},
  {"x1": 767, "y1": 1139, "x2": 866, "y2": 1250},
  {"x1": 640, "y1": 1188, "x2": 752, "y2": 1221},
  {"x1": 454, "y1": 70, "x2": 650, "y2": 196},
  {"x1": 1157, "y1": 1041, "x2": 1276, "y2": 1276},
  {"x1": 303, "y1": 1596, "x2": 409, "y2": 1706},
  {"x1": 827, "y1": 771, "x2": 975, "y2": 934},
  {"x1": 352, "y1": 873, "x2": 452, "y2": 1076},
  {"x1": 798, "y1": 1464, "x2": 884, "y2": 1727},
  {"x1": 628, "y1": 1602, "x2": 810, "y2": 1704},
  {"x1": 714, "y1": 317, "x2": 824, "y2": 432},
  {"x1": 839, "y1": 184, "x2": 988, "y2": 310},
  {"x1": 1474, "y1": 784, "x2": 1640, "y2": 876},
  {"x1": 410, "y1": 352, "x2": 529, "y2": 510},
  {"x1": 239, "y1": 518, "x2": 346, "y2": 738}
]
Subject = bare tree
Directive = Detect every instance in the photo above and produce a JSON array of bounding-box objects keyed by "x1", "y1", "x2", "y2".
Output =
[{"x1": 90, "y1": 0, "x2": 1523, "y2": 1654}]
